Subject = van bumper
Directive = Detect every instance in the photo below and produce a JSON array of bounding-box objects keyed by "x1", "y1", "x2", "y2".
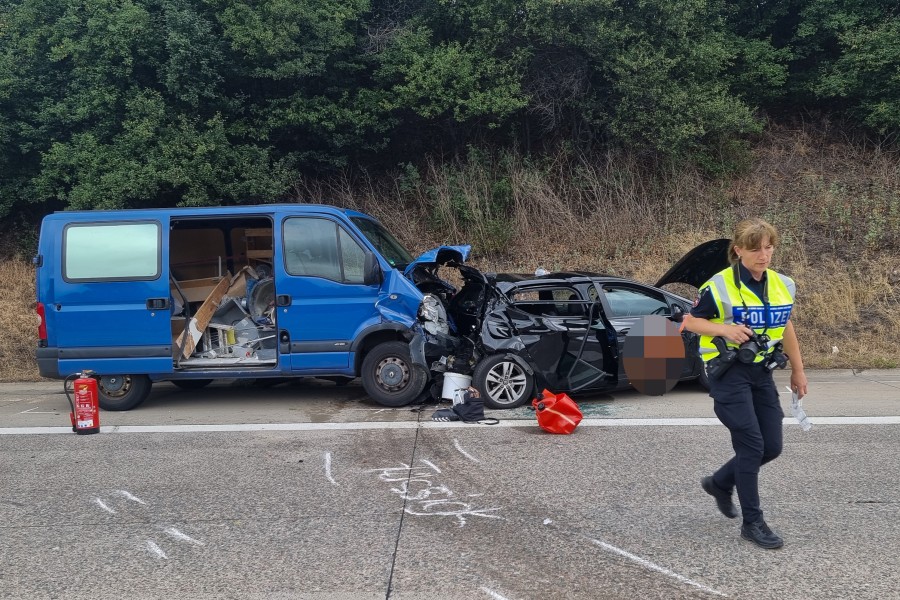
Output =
[{"x1": 36, "y1": 347, "x2": 61, "y2": 379}]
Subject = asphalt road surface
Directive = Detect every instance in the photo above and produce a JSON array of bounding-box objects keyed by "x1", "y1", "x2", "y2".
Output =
[{"x1": 2, "y1": 369, "x2": 899, "y2": 600}]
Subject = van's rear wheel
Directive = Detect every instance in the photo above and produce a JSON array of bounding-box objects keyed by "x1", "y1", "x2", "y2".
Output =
[
  {"x1": 361, "y1": 341, "x2": 426, "y2": 407},
  {"x1": 98, "y1": 375, "x2": 152, "y2": 411}
]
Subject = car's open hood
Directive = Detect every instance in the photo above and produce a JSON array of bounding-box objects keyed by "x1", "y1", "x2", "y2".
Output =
[
  {"x1": 403, "y1": 245, "x2": 471, "y2": 275},
  {"x1": 655, "y1": 238, "x2": 731, "y2": 288}
]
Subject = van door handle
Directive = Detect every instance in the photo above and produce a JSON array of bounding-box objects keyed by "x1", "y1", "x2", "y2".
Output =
[
  {"x1": 276, "y1": 294, "x2": 291, "y2": 306},
  {"x1": 147, "y1": 298, "x2": 169, "y2": 310}
]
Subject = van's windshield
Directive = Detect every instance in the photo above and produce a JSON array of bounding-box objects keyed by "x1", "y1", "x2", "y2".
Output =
[{"x1": 351, "y1": 217, "x2": 415, "y2": 269}]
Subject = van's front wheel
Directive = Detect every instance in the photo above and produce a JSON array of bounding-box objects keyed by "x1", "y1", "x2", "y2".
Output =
[
  {"x1": 361, "y1": 342, "x2": 426, "y2": 407},
  {"x1": 98, "y1": 375, "x2": 152, "y2": 411}
]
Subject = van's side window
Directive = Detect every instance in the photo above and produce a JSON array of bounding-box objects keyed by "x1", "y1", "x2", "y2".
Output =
[
  {"x1": 284, "y1": 217, "x2": 366, "y2": 284},
  {"x1": 64, "y1": 222, "x2": 160, "y2": 281}
]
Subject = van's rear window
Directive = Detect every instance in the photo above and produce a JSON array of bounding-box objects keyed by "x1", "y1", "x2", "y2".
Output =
[{"x1": 64, "y1": 222, "x2": 160, "y2": 281}]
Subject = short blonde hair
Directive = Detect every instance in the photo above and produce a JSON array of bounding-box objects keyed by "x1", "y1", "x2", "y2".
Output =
[{"x1": 729, "y1": 218, "x2": 779, "y2": 264}]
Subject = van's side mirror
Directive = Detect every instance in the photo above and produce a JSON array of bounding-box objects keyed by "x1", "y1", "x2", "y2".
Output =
[
  {"x1": 363, "y1": 252, "x2": 383, "y2": 286},
  {"x1": 670, "y1": 304, "x2": 685, "y2": 323}
]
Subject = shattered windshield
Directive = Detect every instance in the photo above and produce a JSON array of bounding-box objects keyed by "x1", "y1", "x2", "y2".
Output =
[{"x1": 351, "y1": 216, "x2": 415, "y2": 269}]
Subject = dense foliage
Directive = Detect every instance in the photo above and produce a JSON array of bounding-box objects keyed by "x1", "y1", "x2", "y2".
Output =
[{"x1": 1, "y1": 0, "x2": 897, "y2": 221}]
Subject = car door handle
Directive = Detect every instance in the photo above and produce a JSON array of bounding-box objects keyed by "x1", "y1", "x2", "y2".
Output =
[
  {"x1": 276, "y1": 294, "x2": 291, "y2": 306},
  {"x1": 146, "y1": 298, "x2": 169, "y2": 310}
]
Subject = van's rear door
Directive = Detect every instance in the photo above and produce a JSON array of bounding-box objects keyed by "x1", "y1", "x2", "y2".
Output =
[{"x1": 50, "y1": 217, "x2": 174, "y2": 376}]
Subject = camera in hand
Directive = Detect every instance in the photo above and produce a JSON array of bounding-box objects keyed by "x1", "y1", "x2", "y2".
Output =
[
  {"x1": 706, "y1": 333, "x2": 788, "y2": 380},
  {"x1": 736, "y1": 332, "x2": 770, "y2": 364}
]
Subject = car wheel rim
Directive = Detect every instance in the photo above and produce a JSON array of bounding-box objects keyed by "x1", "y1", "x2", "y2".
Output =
[
  {"x1": 376, "y1": 357, "x2": 409, "y2": 392},
  {"x1": 484, "y1": 361, "x2": 528, "y2": 405},
  {"x1": 100, "y1": 375, "x2": 129, "y2": 398}
]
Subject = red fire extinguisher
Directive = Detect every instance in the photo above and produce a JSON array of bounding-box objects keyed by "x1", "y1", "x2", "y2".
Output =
[{"x1": 65, "y1": 371, "x2": 100, "y2": 435}]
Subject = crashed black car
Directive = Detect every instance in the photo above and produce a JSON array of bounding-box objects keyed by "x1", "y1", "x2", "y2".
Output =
[{"x1": 410, "y1": 239, "x2": 731, "y2": 409}]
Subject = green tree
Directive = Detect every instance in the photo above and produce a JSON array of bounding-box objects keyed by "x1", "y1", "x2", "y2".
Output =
[{"x1": 523, "y1": 0, "x2": 760, "y2": 156}]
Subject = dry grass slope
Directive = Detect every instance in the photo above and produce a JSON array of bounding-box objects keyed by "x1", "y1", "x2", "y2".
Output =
[
  {"x1": 2, "y1": 258, "x2": 39, "y2": 381},
  {"x1": 3, "y1": 123, "x2": 899, "y2": 381}
]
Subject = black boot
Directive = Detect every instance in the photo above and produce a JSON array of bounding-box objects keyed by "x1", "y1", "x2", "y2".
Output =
[
  {"x1": 741, "y1": 520, "x2": 784, "y2": 549},
  {"x1": 701, "y1": 476, "x2": 738, "y2": 519}
]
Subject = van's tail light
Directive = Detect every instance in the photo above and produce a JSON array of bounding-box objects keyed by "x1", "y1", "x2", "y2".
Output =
[{"x1": 35, "y1": 302, "x2": 48, "y2": 346}]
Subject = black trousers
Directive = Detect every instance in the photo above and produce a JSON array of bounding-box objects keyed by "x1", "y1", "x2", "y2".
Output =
[{"x1": 708, "y1": 360, "x2": 784, "y2": 524}]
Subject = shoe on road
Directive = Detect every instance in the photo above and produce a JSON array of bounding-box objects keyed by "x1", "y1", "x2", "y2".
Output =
[
  {"x1": 741, "y1": 520, "x2": 784, "y2": 549},
  {"x1": 701, "y1": 476, "x2": 738, "y2": 519}
]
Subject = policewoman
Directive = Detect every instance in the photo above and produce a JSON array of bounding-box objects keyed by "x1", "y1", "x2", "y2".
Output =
[{"x1": 683, "y1": 218, "x2": 808, "y2": 549}]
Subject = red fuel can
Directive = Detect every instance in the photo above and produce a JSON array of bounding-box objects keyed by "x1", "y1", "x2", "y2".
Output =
[{"x1": 533, "y1": 389, "x2": 583, "y2": 434}]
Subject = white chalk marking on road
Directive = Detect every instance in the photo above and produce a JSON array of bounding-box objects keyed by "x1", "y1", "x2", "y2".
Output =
[
  {"x1": 420, "y1": 459, "x2": 441, "y2": 474},
  {"x1": 146, "y1": 540, "x2": 168, "y2": 559},
  {"x1": 589, "y1": 538, "x2": 726, "y2": 597},
  {"x1": 4, "y1": 416, "x2": 900, "y2": 436},
  {"x1": 18, "y1": 407, "x2": 56, "y2": 414},
  {"x1": 480, "y1": 587, "x2": 513, "y2": 600},
  {"x1": 324, "y1": 451, "x2": 338, "y2": 486},
  {"x1": 116, "y1": 490, "x2": 146, "y2": 505},
  {"x1": 164, "y1": 527, "x2": 204, "y2": 545},
  {"x1": 453, "y1": 438, "x2": 480, "y2": 463},
  {"x1": 94, "y1": 498, "x2": 115, "y2": 514}
]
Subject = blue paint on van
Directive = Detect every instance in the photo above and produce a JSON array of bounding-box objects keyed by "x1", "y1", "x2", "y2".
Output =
[{"x1": 34, "y1": 204, "x2": 466, "y2": 410}]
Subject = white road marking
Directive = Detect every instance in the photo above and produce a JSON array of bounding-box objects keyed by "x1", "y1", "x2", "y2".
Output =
[
  {"x1": 589, "y1": 538, "x2": 727, "y2": 597},
  {"x1": 420, "y1": 459, "x2": 441, "y2": 474},
  {"x1": 453, "y1": 438, "x2": 480, "y2": 463},
  {"x1": 324, "y1": 451, "x2": 338, "y2": 486},
  {"x1": 480, "y1": 587, "x2": 513, "y2": 600},
  {"x1": 116, "y1": 490, "x2": 146, "y2": 505},
  {"x1": 146, "y1": 540, "x2": 168, "y2": 559},
  {"x1": 3, "y1": 416, "x2": 900, "y2": 436},
  {"x1": 163, "y1": 527, "x2": 204, "y2": 545},
  {"x1": 94, "y1": 498, "x2": 115, "y2": 514},
  {"x1": 18, "y1": 408, "x2": 57, "y2": 414}
]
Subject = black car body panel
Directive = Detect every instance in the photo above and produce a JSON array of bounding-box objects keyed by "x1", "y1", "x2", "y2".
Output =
[
  {"x1": 655, "y1": 238, "x2": 731, "y2": 288},
  {"x1": 416, "y1": 240, "x2": 729, "y2": 407}
]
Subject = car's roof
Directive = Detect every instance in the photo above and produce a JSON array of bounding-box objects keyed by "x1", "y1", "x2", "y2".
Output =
[
  {"x1": 494, "y1": 271, "x2": 608, "y2": 284},
  {"x1": 494, "y1": 272, "x2": 652, "y2": 288},
  {"x1": 489, "y1": 271, "x2": 690, "y2": 302}
]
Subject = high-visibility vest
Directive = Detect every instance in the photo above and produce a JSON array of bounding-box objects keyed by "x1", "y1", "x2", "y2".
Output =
[{"x1": 698, "y1": 266, "x2": 796, "y2": 363}]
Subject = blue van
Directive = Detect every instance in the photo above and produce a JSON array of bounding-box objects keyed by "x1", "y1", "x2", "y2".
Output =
[{"x1": 34, "y1": 204, "x2": 468, "y2": 410}]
